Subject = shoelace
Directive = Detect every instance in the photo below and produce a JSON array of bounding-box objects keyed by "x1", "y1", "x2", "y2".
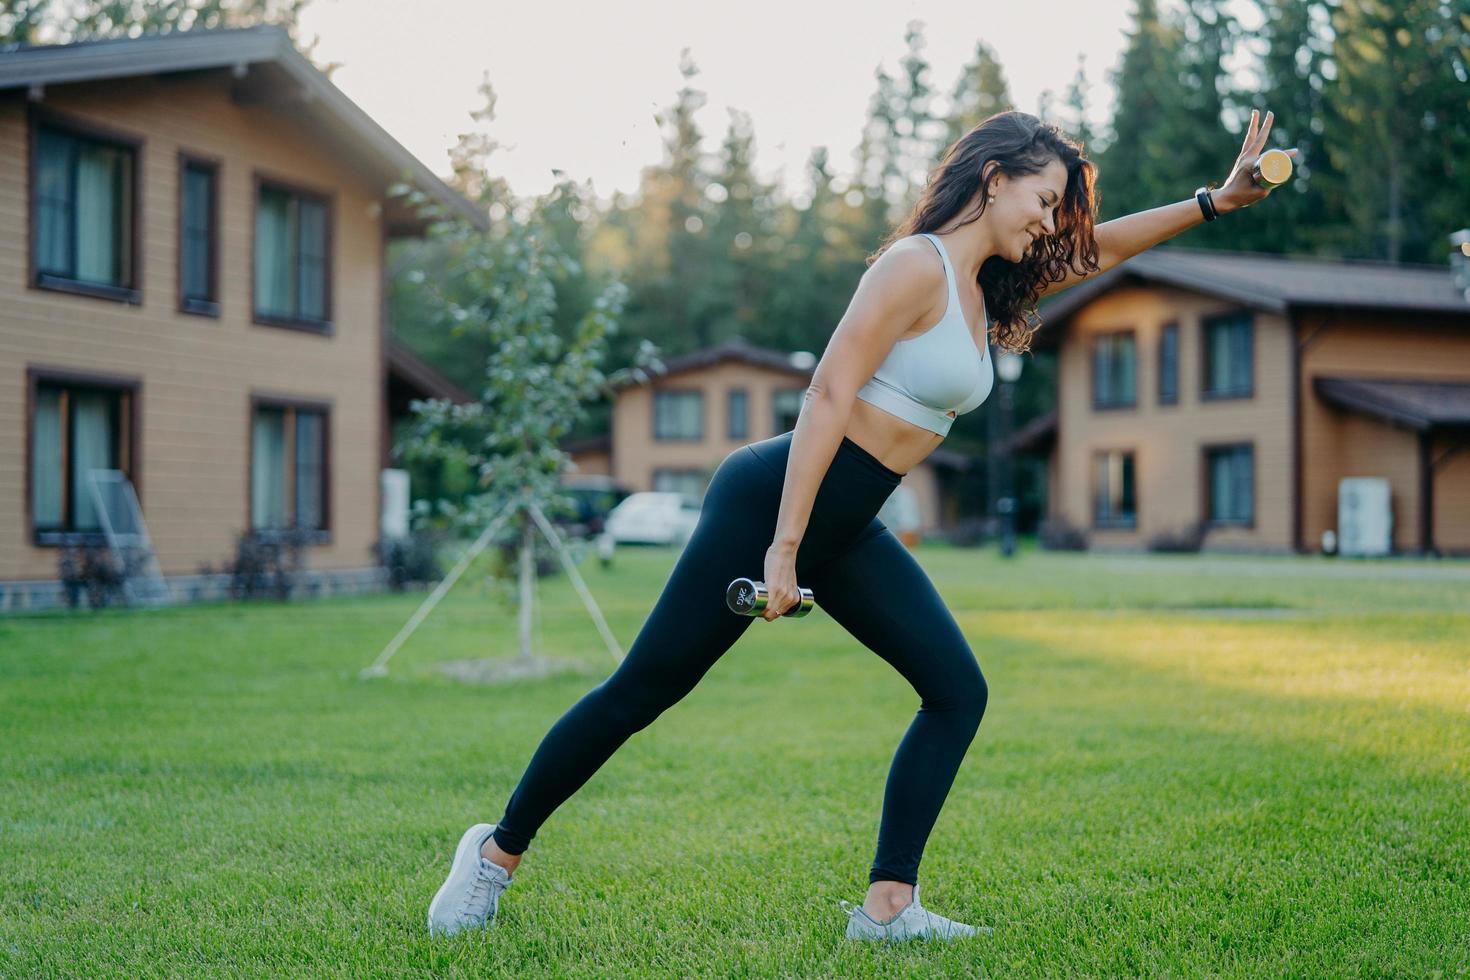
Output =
[{"x1": 458, "y1": 862, "x2": 511, "y2": 922}]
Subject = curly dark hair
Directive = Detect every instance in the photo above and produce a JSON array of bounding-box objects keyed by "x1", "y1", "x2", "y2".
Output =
[{"x1": 870, "y1": 110, "x2": 1100, "y2": 354}]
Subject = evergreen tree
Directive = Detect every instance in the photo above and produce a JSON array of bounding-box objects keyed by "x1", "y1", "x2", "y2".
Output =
[
  {"x1": 703, "y1": 108, "x2": 778, "y2": 346},
  {"x1": 1239, "y1": 0, "x2": 1346, "y2": 256},
  {"x1": 617, "y1": 49, "x2": 716, "y2": 353},
  {"x1": 943, "y1": 40, "x2": 1015, "y2": 149},
  {"x1": 1061, "y1": 53, "x2": 1097, "y2": 156},
  {"x1": 1097, "y1": 0, "x2": 1189, "y2": 221},
  {"x1": 1318, "y1": 0, "x2": 1470, "y2": 262}
]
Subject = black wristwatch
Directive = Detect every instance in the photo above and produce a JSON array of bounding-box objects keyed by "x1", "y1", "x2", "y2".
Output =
[{"x1": 1194, "y1": 186, "x2": 1219, "y2": 222}]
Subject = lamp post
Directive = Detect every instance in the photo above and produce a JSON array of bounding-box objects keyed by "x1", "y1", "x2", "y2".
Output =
[{"x1": 995, "y1": 351, "x2": 1024, "y2": 558}]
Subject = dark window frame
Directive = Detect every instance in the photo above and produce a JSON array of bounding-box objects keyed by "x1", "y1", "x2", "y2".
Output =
[
  {"x1": 1091, "y1": 329, "x2": 1137, "y2": 411},
  {"x1": 727, "y1": 388, "x2": 749, "y2": 440},
  {"x1": 24, "y1": 365, "x2": 143, "y2": 548},
  {"x1": 250, "y1": 170, "x2": 335, "y2": 335},
  {"x1": 177, "y1": 150, "x2": 222, "y2": 318},
  {"x1": 1201, "y1": 441, "x2": 1255, "y2": 529},
  {"x1": 1200, "y1": 309, "x2": 1255, "y2": 401},
  {"x1": 246, "y1": 393, "x2": 333, "y2": 543},
  {"x1": 26, "y1": 104, "x2": 144, "y2": 306},
  {"x1": 652, "y1": 388, "x2": 704, "y2": 442},
  {"x1": 1158, "y1": 321, "x2": 1179, "y2": 406},
  {"x1": 1091, "y1": 446, "x2": 1138, "y2": 530}
]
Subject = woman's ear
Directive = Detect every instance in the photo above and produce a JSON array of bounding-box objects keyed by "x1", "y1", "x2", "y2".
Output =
[{"x1": 981, "y1": 162, "x2": 1003, "y2": 200}]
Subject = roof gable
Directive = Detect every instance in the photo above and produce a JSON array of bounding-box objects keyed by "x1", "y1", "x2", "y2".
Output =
[
  {"x1": 1033, "y1": 247, "x2": 1470, "y2": 348},
  {"x1": 0, "y1": 25, "x2": 487, "y2": 234}
]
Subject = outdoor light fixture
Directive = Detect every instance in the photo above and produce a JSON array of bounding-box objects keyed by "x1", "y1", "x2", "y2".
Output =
[{"x1": 996, "y1": 350, "x2": 1024, "y2": 384}]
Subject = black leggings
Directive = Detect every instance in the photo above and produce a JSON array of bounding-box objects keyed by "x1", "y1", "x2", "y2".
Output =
[{"x1": 491, "y1": 430, "x2": 989, "y2": 885}]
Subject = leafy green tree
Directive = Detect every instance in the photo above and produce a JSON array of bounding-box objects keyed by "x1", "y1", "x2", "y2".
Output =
[{"x1": 391, "y1": 186, "x2": 646, "y2": 657}]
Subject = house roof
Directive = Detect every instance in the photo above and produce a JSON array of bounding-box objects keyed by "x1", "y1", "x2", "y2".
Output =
[
  {"x1": 1312, "y1": 376, "x2": 1470, "y2": 431},
  {"x1": 608, "y1": 336, "x2": 817, "y2": 391},
  {"x1": 0, "y1": 25, "x2": 487, "y2": 234},
  {"x1": 1032, "y1": 247, "x2": 1470, "y2": 348},
  {"x1": 386, "y1": 337, "x2": 474, "y2": 405},
  {"x1": 1007, "y1": 409, "x2": 1057, "y2": 455}
]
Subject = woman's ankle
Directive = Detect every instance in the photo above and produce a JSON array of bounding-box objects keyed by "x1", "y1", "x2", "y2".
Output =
[
  {"x1": 862, "y1": 880, "x2": 914, "y2": 920},
  {"x1": 480, "y1": 836, "x2": 521, "y2": 874}
]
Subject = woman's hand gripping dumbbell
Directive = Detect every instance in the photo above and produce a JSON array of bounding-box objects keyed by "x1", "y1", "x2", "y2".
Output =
[{"x1": 725, "y1": 577, "x2": 814, "y2": 619}]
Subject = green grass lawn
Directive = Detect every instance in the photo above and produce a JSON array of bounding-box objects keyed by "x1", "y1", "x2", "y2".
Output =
[{"x1": 3, "y1": 544, "x2": 1468, "y2": 977}]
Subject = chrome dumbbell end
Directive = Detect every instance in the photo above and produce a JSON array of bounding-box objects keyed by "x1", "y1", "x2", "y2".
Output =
[
  {"x1": 1251, "y1": 148, "x2": 1293, "y2": 189},
  {"x1": 725, "y1": 577, "x2": 815, "y2": 618}
]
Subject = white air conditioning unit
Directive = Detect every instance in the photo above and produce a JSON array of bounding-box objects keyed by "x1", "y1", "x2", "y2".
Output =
[{"x1": 1337, "y1": 477, "x2": 1392, "y2": 557}]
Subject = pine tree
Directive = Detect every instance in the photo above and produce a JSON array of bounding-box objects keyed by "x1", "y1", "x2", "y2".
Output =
[
  {"x1": 1319, "y1": 0, "x2": 1470, "y2": 262},
  {"x1": 1061, "y1": 54, "x2": 1097, "y2": 156},
  {"x1": 943, "y1": 40, "x2": 1015, "y2": 149},
  {"x1": 1098, "y1": 0, "x2": 1188, "y2": 221},
  {"x1": 703, "y1": 108, "x2": 777, "y2": 346}
]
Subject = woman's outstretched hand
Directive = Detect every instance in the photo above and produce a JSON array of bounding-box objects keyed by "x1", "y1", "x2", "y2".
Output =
[
  {"x1": 761, "y1": 542, "x2": 801, "y2": 622},
  {"x1": 1213, "y1": 108, "x2": 1299, "y2": 214}
]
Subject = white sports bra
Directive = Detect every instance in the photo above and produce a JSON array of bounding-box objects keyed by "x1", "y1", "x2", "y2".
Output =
[{"x1": 853, "y1": 232, "x2": 994, "y2": 438}]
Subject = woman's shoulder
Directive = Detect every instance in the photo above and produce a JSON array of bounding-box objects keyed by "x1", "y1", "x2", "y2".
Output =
[{"x1": 868, "y1": 235, "x2": 945, "y2": 286}]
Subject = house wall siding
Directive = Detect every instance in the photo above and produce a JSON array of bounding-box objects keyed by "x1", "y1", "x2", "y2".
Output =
[
  {"x1": 1055, "y1": 285, "x2": 1293, "y2": 551},
  {"x1": 1297, "y1": 312, "x2": 1470, "y2": 554},
  {"x1": 0, "y1": 73, "x2": 384, "y2": 579}
]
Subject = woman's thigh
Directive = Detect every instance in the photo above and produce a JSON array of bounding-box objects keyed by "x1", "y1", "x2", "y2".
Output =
[{"x1": 803, "y1": 523, "x2": 985, "y2": 704}]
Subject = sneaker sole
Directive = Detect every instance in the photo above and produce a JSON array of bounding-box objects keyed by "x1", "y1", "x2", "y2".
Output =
[{"x1": 427, "y1": 822, "x2": 496, "y2": 937}]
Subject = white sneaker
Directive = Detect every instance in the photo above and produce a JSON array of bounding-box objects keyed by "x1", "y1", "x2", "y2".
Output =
[
  {"x1": 841, "y1": 884, "x2": 991, "y2": 942},
  {"x1": 427, "y1": 823, "x2": 514, "y2": 938}
]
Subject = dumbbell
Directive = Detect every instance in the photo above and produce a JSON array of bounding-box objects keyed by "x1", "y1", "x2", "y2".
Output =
[{"x1": 725, "y1": 577, "x2": 814, "y2": 618}]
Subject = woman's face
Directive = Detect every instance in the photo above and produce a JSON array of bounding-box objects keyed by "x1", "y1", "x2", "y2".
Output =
[{"x1": 988, "y1": 158, "x2": 1069, "y2": 262}]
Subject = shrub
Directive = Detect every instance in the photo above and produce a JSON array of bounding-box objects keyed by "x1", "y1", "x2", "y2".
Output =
[
  {"x1": 57, "y1": 541, "x2": 131, "y2": 609},
  {"x1": 199, "y1": 528, "x2": 312, "y2": 601},
  {"x1": 376, "y1": 531, "x2": 447, "y2": 591},
  {"x1": 1039, "y1": 517, "x2": 1089, "y2": 551},
  {"x1": 1147, "y1": 521, "x2": 1208, "y2": 553}
]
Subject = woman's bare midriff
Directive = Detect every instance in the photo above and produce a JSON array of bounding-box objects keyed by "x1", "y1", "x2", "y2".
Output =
[
  {"x1": 845, "y1": 399, "x2": 948, "y2": 478},
  {"x1": 838, "y1": 232, "x2": 987, "y2": 477}
]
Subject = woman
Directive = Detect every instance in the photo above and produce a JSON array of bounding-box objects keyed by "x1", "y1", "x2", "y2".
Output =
[{"x1": 429, "y1": 108, "x2": 1294, "y2": 942}]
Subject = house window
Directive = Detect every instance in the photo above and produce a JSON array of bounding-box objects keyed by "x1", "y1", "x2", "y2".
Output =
[
  {"x1": 1158, "y1": 322, "x2": 1179, "y2": 406},
  {"x1": 1092, "y1": 331, "x2": 1136, "y2": 409},
  {"x1": 1202, "y1": 311, "x2": 1252, "y2": 399},
  {"x1": 1205, "y1": 444, "x2": 1253, "y2": 525},
  {"x1": 773, "y1": 387, "x2": 806, "y2": 434},
  {"x1": 653, "y1": 390, "x2": 703, "y2": 440},
  {"x1": 28, "y1": 373, "x2": 137, "y2": 543},
  {"x1": 728, "y1": 389, "x2": 749, "y2": 440},
  {"x1": 32, "y1": 117, "x2": 139, "y2": 302},
  {"x1": 254, "y1": 180, "x2": 331, "y2": 330},
  {"x1": 652, "y1": 468, "x2": 707, "y2": 505},
  {"x1": 179, "y1": 156, "x2": 219, "y2": 316},
  {"x1": 250, "y1": 399, "x2": 329, "y2": 534},
  {"x1": 1092, "y1": 449, "x2": 1136, "y2": 527}
]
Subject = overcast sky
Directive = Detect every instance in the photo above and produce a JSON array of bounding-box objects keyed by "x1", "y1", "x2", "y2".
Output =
[{"x1": 296, "y1": 0, "x2": 1255, "y2": 204}]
